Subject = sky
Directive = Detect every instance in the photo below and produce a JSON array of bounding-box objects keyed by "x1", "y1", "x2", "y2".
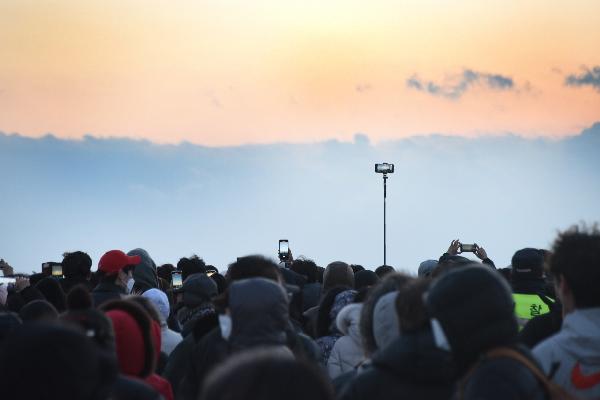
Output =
[
  {"x1": 1, "y1": 0, "x2": 599, "y2": 145},
  {"x1": 1, "y1": 124, "x2": 599, "y2": 273}
]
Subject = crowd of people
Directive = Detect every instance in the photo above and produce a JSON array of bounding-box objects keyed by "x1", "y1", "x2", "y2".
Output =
[{"x1": 0, "y1": 223, "x2": 599, "y2": 400}]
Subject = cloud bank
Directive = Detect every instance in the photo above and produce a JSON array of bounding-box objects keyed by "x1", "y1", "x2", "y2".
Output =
[
  {"x1": 1, "y1": 123, "x2": 599, "y2": 274},
  {"x1": 407, "y1": 69, "x2": 515, "y2": 99},
  {"x1": 565, "y1": 66, "x2": 600, "y2": 92}
]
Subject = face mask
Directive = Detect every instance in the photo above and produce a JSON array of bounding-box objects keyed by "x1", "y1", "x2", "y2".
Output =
[
  {"x1": 126, "y1": 277, "x2": 135, "y2": 294},
  {"x1": 219, "y1": 314, "x2": 232, "y2": 340},
  {"x1": 430, "y1": 318, "x2": 451, "y2": 351}
]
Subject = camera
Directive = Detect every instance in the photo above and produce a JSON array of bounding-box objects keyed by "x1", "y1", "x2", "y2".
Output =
[{"x1": 375, "y1": 163, "x2": 394, "y2": 174}]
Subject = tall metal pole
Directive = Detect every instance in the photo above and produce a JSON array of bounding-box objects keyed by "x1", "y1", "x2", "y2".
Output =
[{"x1": 383, "y1": 173, "x2": 388, "y2": 266}]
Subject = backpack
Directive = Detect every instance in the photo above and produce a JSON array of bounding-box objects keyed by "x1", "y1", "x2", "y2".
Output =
[{"x1": 458, "y1": 347, "x2": 578, "y2": 400}]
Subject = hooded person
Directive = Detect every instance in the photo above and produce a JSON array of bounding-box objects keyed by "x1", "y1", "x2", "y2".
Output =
[
  {"x1": 128, "y1": 248, "x2": 159, "y2": 294},
  {"x1": 179, "y1": 277, "x2": 293, "y2": 399},
  {"x1": 0, "y1": 323, "x2": 116, "y2": 400},
  {"x1": 60, "y1": 300, "x2": 162, "y2": 400},
  {"x1": 143, "y1": 288, "x2": 182, "y2": 355},
  {"x1": 339, "y1": 279, "x2": 454, "y2": 400},
  {"x1": 176, "y1": 272, "x2": 218, "y2": 337},
  {"x1": 372, "y1": 291, "x2": 401, "y2": 351},
  {"x1": 92, "y1": 250, "x2": 141, "y2": 307},
  {"x1": 101, "y1": 300, "x2": 174, "y2": 400},
  {"x1": 327, "y1": 303, "x2": 365, "y2": 379},
  {"x1": 425, "y1": 264, "x2": 548, "y2": 400}
]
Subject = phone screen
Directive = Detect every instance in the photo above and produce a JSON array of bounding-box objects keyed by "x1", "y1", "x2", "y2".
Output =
[
  {"x1": 52, "y1": 265, "x2": 63, "y2": 277},
  {"x1": 172, "y1": 272, "x2": 183, "y2": 288},
  {"x1": 461, "y1": 244, "x2": 476, "y2": 252},
  {"x1": 279, "y1": 240, "x2": 289, "y2": 256}
]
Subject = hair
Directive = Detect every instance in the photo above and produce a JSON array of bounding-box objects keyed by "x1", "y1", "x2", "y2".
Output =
[
  {"x1": 549, "y1": 224, "x2": 600, "y2": 308},
  {"x1": 323, "y1": 262, "x2": 354, "y2": 292},
  {"x1": 225, "y1": 255, "x2": 281, "y2": 284},
  {"x1": 156, "y1": 264, "x2": 175, "y2": 282},
  {"x1": 62, "y1": 251, "x2": 92, "y2": 279},
  {"x1": 395, "y1": 278, "x2": 431, "y2": 333},
  {"x1": 201, "y1": 348, "x2": 334, "y2": 400},
  {"x1": 35, "y1": 277, "x2": 67, "y2": 312},
  {"x1": 66, "y1": 285, "x2": 93, "y2": 310},
  {"x1": 291, "y1": 259, "x2": 319, "y2": 283},
  {"x1": 177, "y1": 255, "x2": 206, "y2": 281},
  {"x1": 354, "y1": 270, "x2": 379, "y2": 291},
  {"x1": 315, "y1": 286, "x2": 352, "y2": 338},
  {"x1": 374, "y1": 265, "x2": 395, "y2": 278},
  {"x1": 211, "y1": 273, "x2": 228, "y2": 294},
  {"x1": 359, "y1": 272, "x2": 413, "y2": 356},
  {"x1": 350, "y1": 264, "x2": 365, "y2": 273},
  {"x1": 19, "y1": 300, "x2": 59, "y2": 322},
  {"x1": 431, "y1": 256, "x2": 472, "y2": 278}
]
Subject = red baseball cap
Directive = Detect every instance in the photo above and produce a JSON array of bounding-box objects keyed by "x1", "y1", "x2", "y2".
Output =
[{"x1": 98, "y1": 250, "x2": 141, "y2": 275}]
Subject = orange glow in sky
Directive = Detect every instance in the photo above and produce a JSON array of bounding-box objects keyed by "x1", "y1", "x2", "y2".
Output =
[{"x1": 1, "y1": 0, "x2": 599, "y2": 145}]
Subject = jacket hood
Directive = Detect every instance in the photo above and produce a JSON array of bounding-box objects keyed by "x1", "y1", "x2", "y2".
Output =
[
  {"x1": 373, "y1": 291, "x2": 401, "y2": 350},
  {"x1": 373, "y1": 328, "x2": 454, "y2": 384},
  {"x1": 102, "y1": 301, "x2": 156, "y2": 378},
  {"x1": 229, "y1": 278, "x2": 289, "y2": 350},
  {"x1": 142, "y1": 288, "x2": 169, "y2": 323},
  {"x1": 558, "y1": 308, "x2": 600, "y2": 364},
  {"x1": 128, "y1": 248, "x2": 158, "y2": 291},
  {"x1": 336, "y1": 303, "x2": 363, "y2": 345}
]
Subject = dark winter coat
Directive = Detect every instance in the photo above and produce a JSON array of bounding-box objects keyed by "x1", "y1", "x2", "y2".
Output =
[
  {"x1": 338, "y1": 329, "x2": 454, "y2": 400},
  {"x1": 92, "y1": 281, "x2": 125, "y2": 308}
]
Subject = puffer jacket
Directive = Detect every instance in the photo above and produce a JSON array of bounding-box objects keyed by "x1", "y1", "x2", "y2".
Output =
[{"x1": 327, "y1": 303, "x2": 364, "y2": 379}]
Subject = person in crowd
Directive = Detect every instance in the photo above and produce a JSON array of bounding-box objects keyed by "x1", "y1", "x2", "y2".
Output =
[
  {"x1": 178, "y1": 255, "x2": 207, "y2": 281},
  {"x1": 418, "y1": 259, "x2": 438, "y2": 277},
  {"x1": 511, "y1": 248, "x2": 555, "y2": 329},
  {"x1": 354, "y1": 270, "x2": 379, "y2": 291},
  {"x1": 292, "y1": 258, "x2": 322, "y2": 312},
  {"x1": 200, "y1": 348, "x2": 334, "y2": 400},
  {"x1": 0, "y1": 312, "x2": 21, "y2": 342},
  {"x1": 60, "y1": 293, "x2": 163, "y2": 400},
  {"x1": 327, "y1": 302, "x2": 364, "y2": 379},
  {"x1": 61, "y1": 251, "x2": 94, "y2": 292},
  {"x1": 426, "y1": 264, "x2": 548, "y2": 400},
  {"x1": 304, "y1": 261, "x2": 354, "y2": 335},
  {"x1": 350, "y1": 264, "x2": 365, "y2": 273},
  {"x1": 35, "y1": 276, "x2": 67, "y2": 312},
  {"x1": 533, "y1": 225, "x2": 600, "y2": 398},
  {"x1": 101, "y1": 299, "x2": 174, "y2": 400},
  {"x1": 175, "y1": 273, "x2": 218, "y2": 338},
  {"x1": 439, "y1": 239, "x2": 496, "y2": 269},
  {"x1": 92, "y1": 250, "x2": 141, "y2": 307},
  {"x1": 374, "y1": 265, "x2": 395, "y2": 278},
  {"x1": 339, "y1": 278, "x2": 454, "y2": 400},
  {"x1": 315, "y1": 288, "x2": 357, "y2": 365},
  {"x1": 359, "y1": 273, "x2": 412, "y2": 358},
  {"x1": 210, "y1": 272, "x2": 227, "y2": 294},
  {"x1": 157, "y1": 263, "x2": 175, "y2": 283},
  {"x1": 0, "y1": 323, "x2": 116, "y2": 400},
  {"x1": 180, "y1": 277, "x2": 294, "y2": 398},
  {"x1": 18, "y1": 299, "x2": 58, "y2": 322},
  {"x1": 142, "y1": 288, "x2": 183, "y2": 356},
  {"x1": 128, "y1": 248, "x2": 159, "y2": 294}
]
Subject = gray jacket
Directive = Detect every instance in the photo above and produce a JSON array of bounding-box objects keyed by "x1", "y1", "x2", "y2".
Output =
[{"x1": 533, "y1": 308, "x2": 600, "y2": 399}]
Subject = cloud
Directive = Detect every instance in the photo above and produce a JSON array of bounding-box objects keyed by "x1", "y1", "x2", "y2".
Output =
[
  {"x1": 0, "y1": 123, "x2": 599, "y2": 275},
  {"x1": 406, "y1": 69, "x2": 515, "y2": 99},
  {"x1": 565, "y1": 66, "x2": 600, "y2": 92}
]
